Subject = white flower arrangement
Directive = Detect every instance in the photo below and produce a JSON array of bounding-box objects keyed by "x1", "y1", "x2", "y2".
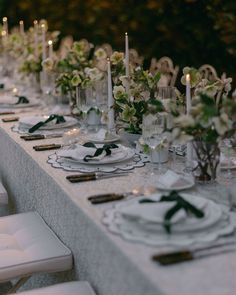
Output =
[
  {"x1": 168, "y1": 67, "x2": 235, "y2": 146},
  {"x1": 113, "y1": 67, "x2": 165, "y2": 134}
]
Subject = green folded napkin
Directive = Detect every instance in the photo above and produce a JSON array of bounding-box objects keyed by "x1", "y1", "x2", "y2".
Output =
[
  {"x1": 140, "y1": 191, "x2": 205, "y2": 234},
  {"x1": 83, "y1": 142, "x2": 119, "y2": 162},
  {"x1": 15, "y1": 95, "x2": 29, "y2": 105},
  {"x1": 0, "y1": 83, "x2": 4, "y2": 89},
  {"x1": 28, "y1": 114, "x2": 66, "y2": 133}
]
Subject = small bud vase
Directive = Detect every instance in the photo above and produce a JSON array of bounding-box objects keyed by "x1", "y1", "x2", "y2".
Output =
[{"x1": 192, "y1": 140, "x2": 220, "y2": 183}]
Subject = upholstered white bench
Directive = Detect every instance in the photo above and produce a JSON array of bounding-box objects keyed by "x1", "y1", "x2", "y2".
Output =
[
  {"x1": 9, "y1": 281, "x2": 96, "y2": 295},
  {"x1": 0, "y1": 212, "x2": 73, "y2": 293},
  {"x1": 0, "y1": 181, "x2": 8, "y2": 205}
]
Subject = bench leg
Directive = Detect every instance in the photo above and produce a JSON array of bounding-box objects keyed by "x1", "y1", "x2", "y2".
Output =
[{"x1": 6, "y1": 276, "x2": 31, "y2": 294}]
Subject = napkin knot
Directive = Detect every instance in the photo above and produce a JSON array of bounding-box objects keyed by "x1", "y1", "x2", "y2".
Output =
[
  {"x1": 83, "y1": 142, "x2": 119, "y2": 162},
  {"x1": 15, "y1": 95, "x2": 29, "y2": 105},
  {"x1": 28, "y1": 114, "x2": 66, "y2": 133},
  {"x1": 140, "y1": 191, "x2": 205, "y2": 234}
]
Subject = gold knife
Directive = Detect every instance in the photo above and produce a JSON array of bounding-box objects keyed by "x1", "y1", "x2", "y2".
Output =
[
  {"x1": 21, "y1": 134, "x2": 63, "y2": 141},
  {"x1": 153, "y1": 240, "x2": 236, "y2": 265},
  {"x1": 33, "y1": 143, "x2": 62, "y2": 151},
  {"x1": 67, "y1": 172, "x2": 130, "y2": 183}
]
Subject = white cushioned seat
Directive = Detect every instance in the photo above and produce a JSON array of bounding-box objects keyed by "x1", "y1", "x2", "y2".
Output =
[
  {"x1": 10, "y1": 282, "x2": 96, "y2": 295},
  {"x1": 0, "y1": 212, "x2": 72, "y2": 283},
  {"x1": 0, "y1": 181, "x2": 8, "y2": 205}
]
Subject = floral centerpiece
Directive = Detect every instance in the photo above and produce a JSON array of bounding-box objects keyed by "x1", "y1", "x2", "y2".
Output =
[
  {"x1": 113, "y1": 67, "x2": 164, "y2": 134},
  {"x1": 55, "y1": 39, "x2": 106, "y2": 116},
  {"x1": 171, "y1": 67, "x2": 236, "y2": 182},
  {"x1": 17, "y1": 21, "x2": 60, "y2": 88}
]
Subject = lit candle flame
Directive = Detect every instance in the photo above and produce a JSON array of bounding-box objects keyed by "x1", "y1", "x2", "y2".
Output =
[
  {"x1": 186, "y1": 73, "x2": 190, "y2": 82},
  {"x1": 48, "y1": 40, "x2": 53, "y2": 46},
  {"x1": 12, "y1": 87, "x2": 18, "y2": 94}
]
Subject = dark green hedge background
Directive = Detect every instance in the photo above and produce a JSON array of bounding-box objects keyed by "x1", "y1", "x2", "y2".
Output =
[{"x1": 1, "y1": 0, "x2": 236, "y2": 88}]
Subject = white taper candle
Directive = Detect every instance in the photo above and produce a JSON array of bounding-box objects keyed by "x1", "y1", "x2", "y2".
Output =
[
  {"x1": 2, "y1": 17, "x2": 8, "y2": 36},
  {"x1": 186, "y1": 73, "x2": 193, "y2": 164},
  {"x1": 107, "y1": 58, "x2": 115, "y2": 131},
  {"x1": 19, "y1": 20, "x2": 24, "y2": 35},
  {"x1": 1, "y1": 30, "x2": 7, "y2": 46},
  {"x1": 48, "y1": 40, "x2": 53, "y2": 58},
  {"x1": 41, "y1": 23, "x2": 46, "y2": 61},
  {"x1": 125, "y1": 32, "x2": 129, "y2": 77},
  {"x1": 34, "y1": 20, "x2": 38, "y2": 57},
  {"x1": 186, "y1": 74, "x2": 191, "y2": 114}
]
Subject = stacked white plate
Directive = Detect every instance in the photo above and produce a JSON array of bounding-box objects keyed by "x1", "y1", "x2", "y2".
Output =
[
  {"x1": 19, "y1": 115, "x2": 78, "y2": 130},
  {"x1": 0, "y1": 95, "x2": 39, "y2": 108},
  {"x1": 58, "y1": 144, "x2": 135, "y2": 165},
  {"x1": 103, "y1": 193, "x2": 236, "y2": 246},
  {"x1": 48, "y1": 143, "x2": 148, "y2": 173},
  {"x1": 86, "y1": 129, "x2": 120, "y2": 144}
]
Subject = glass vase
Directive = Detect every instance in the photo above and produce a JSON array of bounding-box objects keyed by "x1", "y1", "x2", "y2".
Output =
[{"x1": 192, "y1": 140, "x2": 220, "y2": 183}]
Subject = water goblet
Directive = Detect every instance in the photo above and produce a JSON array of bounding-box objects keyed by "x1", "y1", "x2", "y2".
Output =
[
  {"x1": 40, "y1": 71, "x2": 56, "y2": 109},
  {"x1": 142, "y1": 113, "x2": 165, "y2": 176}
]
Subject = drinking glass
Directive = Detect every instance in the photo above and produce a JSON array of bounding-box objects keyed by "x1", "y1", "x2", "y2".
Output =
[
  {"x1": 76, "y1": 84, "x2": 103, "y2": 132},
  {"x1": 156, "y1": 86, "x2": 176, "y2": 129},
  {"x1": 142, "y1": 113, "x2": 165, "y2": 175},
  {"x1": 156, "y1": 86, "x2": 176, "y2": 100},
  {"x1": 95, "y1": 79, "x2": 107, "y2": 114},
  {"x1": 40, "y1": 71, "x2": 56, "y2": 107}
]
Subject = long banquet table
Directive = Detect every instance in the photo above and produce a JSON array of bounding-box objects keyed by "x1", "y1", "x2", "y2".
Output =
[{"x1": 0, "y1": 111, "x2": 236, "y2": 295}]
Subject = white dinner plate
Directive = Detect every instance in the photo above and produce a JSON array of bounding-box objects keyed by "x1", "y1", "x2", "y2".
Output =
[
  {"x1": 19, "y1": 115, "x2": 78, "y2": 130},
  {"x1": 115, "y1": 194, "x2": 223, "y2": 234},
  {"x1": 155, "y1": 176, "x2": 195, "y2": 191},
  {"x1": 59, "y1": 145, "x2": 135, "y2": 165},
  {"x1": 87, "y1": 133, "x2": 120, "y2": 144}
]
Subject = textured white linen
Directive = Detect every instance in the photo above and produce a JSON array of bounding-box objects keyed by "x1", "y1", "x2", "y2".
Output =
[{"x1": 1, "y1": 112, "x2": 236, "y2": 295}]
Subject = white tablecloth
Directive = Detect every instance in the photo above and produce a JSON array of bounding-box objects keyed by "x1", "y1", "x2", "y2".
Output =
[{"x1": 0, "y1": 112, "x2": 236, "y2": 295}]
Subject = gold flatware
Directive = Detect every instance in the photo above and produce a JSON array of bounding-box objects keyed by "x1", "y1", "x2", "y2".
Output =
[
  {"x1": 87, "y1": 186, "x2": 157, "y2": 204},
  {"x1": 2, "y1": 116, "x2": 19, "y2": 122},
  {"x1": 67, "y1": 172, "x2": 130, "y2": 183},
  {"x1": 153, "y1": 240, "x2": 236, "y2": 265},
  {"x1": 21, "y1": 134, "x2": 63, "y2": 141},
  {"x1": 0, "y1": 111, "x2": 15, "y2": 116},
  {"x1": 88, "y1": 193, "x2": 125, "y2": 204},
  {"x1": 33, "y1": 143, "x2": 62, "y2": 151}
]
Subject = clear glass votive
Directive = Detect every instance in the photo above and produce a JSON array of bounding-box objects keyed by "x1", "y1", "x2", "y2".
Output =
[{"x1": 62, "y1": 128, "x2": 82, "y2": 145}]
